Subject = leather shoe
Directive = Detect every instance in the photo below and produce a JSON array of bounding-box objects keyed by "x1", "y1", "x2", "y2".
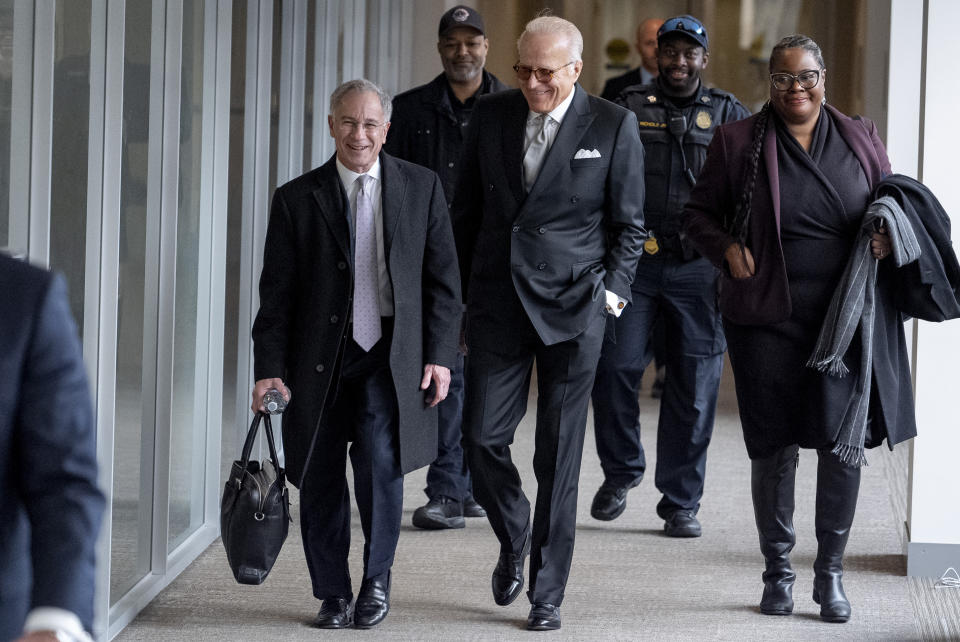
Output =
[
  {"x1": 526, "y1": 603, "x2": 561, "y2": 631},
  {"x1": 463, "y1": 495, "x2": 487, "y2": 518},
  {"x1": 664, "y1": 509, "x2": 702, "y2": 538},
  {"x1": 412, "y1": 496, "x2": 465, "y2": 530},
  {"x1": 354, "y1": 575, "x2": 390, "y2": 628},
  {"x1": 312, "y1": 597, "x2": 353, "y2": 629},
  {"x1": 590, "y1": 478, "x2": 641, "y2": 521},
  {"x1": 492, "y1": 530, "x2": 530, "y2": 606}
]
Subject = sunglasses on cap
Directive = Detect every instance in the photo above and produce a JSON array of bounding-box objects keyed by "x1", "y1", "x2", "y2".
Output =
[{"x1": 658, "y1": 17, "x2": 707, "y2": 41}]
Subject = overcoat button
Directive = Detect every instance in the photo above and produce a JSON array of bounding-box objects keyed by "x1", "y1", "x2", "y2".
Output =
[
  {"x1": 315, "y1": 364, "x2": 325, "y2": 373},
  {"x1": 337, "y1": 261, "x2": 347, "y2": 270},
  {"x1": 448, "y1": 162, "x2": 455, "y2": 168},
  {"x1": 571, "y1": 195, "x2": 579, "y2": 203},
  {"x1": 488, "y1": 184, "x2": 494, "y2": 191},
  {"x1": 537, "y1": 262, "x2": 547, "y2": 270},
  {"x1": 539, "y1": 227, "x2": 546, "y2": 234},
  {"x1": 329, "y1": 315, "x2": 338, "y2": 324},
  {"x1": 512, "y1": 225, "x2": 520, "y2": 233}
]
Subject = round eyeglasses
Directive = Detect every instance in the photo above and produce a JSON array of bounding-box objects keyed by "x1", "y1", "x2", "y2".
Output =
[
  {"x1": 513, "y1": 61, "x2": 575, "y2": 82},
  {"x1": 770, "y1": 69, "x2": 823, "y2": 91}
]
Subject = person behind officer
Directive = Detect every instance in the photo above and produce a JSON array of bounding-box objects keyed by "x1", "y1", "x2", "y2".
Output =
[
  {"x1": 589, "y1": 15, "x2": 749, "y2": 537},
  {"x1": 600, "y1": 17, "x2": 664, "y2": 101},
  {"x1": 384, "y1": 4, "x2": 507, "y2": 530}
]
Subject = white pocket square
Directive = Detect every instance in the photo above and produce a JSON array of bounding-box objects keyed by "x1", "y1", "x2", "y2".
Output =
[{"x1": 574, "y1": 148, "x2": 601, "y2": 159}]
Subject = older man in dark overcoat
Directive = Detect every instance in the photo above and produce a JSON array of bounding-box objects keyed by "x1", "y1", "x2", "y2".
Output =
[{"x1": 251, "y1": 79, "x2": 461, "y2": 630}]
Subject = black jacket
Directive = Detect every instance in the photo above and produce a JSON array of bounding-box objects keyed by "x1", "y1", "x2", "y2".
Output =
[
  {"x1": 874, "y1": 174, "x2": 960, "y2": 322},
  {"x1": 618, "y1": 79, "x2": 749, "y2": 255},
  {"x1": 386, "y1": 70, "x2": 508, "y2": 205}
]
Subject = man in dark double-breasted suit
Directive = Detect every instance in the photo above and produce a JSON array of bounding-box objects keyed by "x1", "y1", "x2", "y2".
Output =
[
  {"x1": 251, "y1": 79, "x2": 461, "y2": 630},
  {"x1": 452, "y1": 16, "x2": 645, "y2": 631},
  {"x1": 0, "y1": 254, "x2": 104, "y2": 642}
]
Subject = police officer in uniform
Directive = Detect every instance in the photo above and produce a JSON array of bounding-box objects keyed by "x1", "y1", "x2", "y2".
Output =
[
  {"x1": 589, "y1": 15, "x2": 750, "y2": 537},
  {"x1": 385, "y1": 5, "x2": 507, "y2": 530}
]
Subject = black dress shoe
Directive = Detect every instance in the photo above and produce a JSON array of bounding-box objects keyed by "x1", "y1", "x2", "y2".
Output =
[
  {"x1": 590, "y1": 478, "x2": 641, "y2": 521},
  {"x1": 664, "y1": 509, "x2": 702, "y2": 538},
  {"x1": 463, "y1": 495, "x2": 487, "y2": 518},
  {"x1": 527, "y1": 602, "x2": 561, "y2": 631},
  {"x1": 312, "y1": 597, "x2": 353, "y2": 629},
  {"x1": 492, "y1": 531, "x2": 530, "y2": 606},
  {"x1": 355, "y1": 575, "x2": 390, "y2": 628},
  {"x1": 412, "y1": 496, "x2": 465, "y2": 530}
]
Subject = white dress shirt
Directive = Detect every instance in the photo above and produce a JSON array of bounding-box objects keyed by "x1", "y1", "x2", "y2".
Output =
[{"x1": 336, "y1": 158, "x2": 394, "y2": 316}]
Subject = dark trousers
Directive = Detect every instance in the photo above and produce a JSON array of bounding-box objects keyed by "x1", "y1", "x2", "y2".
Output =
[
  {"x1": 424, "y1": 352, "x2": 472, "y2": 501},
  {"x1": 464, "y1": 307, "x2": 605, "y2": 606},
  {"x1": 592, "y1": 257, "x2": 725, "y2": 518},
  {"x1": 299, "y1": 326, "x2": 402, "y2": 601}
]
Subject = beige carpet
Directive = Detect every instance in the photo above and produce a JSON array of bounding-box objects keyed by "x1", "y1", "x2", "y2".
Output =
[{"x1": 117, "y1": 368, "x2": 956, "y2": 640}]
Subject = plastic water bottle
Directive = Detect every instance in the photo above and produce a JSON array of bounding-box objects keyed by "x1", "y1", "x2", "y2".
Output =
[{"x1": 263, "y1": 388, "x2": 289, "y2": 414}]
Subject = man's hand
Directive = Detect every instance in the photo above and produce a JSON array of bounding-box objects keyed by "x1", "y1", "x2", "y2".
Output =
[
  {"x1": 252, "y1": 378, "x2": 289, "y2": 414},
  {"x1": 420, "y1": 364, "x2": 451, "y2": 407},
  {"x1": 724, "y1": 243, "x2": 756, "y2": 279}
]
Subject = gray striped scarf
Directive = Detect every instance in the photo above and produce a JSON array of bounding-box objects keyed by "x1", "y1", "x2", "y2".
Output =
[{"x1": 806, "y1": 195, "x2": 921, "y2": 467}]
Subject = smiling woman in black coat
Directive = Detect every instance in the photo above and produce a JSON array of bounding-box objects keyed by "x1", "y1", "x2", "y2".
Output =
[{"x1": 683, "y1": 35, "x2": 916, "y2": 624}]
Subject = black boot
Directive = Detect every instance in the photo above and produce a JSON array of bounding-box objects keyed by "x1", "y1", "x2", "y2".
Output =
[
  {"x1": 751, "y1": 445, "x2": 799, "y2": 615},
  {"x1": 812, "y1": 449, "x2": 861, "y2": 623}
]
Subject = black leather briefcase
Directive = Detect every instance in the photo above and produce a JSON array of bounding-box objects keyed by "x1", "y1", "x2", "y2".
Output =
[{"x1": 220, "y1": 412, "x2": 290, "y2": 585}]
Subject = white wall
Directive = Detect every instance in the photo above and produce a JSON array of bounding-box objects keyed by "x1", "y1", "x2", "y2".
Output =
[{"x1": 887, "y1": 0, "x2": 960, "y2": 576}]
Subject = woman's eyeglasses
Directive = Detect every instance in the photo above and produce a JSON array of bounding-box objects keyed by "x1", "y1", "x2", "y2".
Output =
[
  {"x1": 513, "y1": 61, "x2": 575, "y2": 82},
  {"x1": 770, "y1": 69, "x2": 823, "y2": 91}
]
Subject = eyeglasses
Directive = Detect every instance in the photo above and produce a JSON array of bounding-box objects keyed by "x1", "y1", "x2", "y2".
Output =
[
  {"x1": 770, "y1": 69, "x2": 823, "y2": 91},
  {"x1": 513, "y1": 61, "x2": 575, "y2": 82},
  {"x1": 336, "y1": 118, "x2": 386, "y2": 134}
]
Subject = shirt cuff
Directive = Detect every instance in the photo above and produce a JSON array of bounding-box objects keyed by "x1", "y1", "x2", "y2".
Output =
[
  {"x1": 23, "y1": 608, "x2": 93, "y2": 642},
  {"x1": 604, "y1": 290, "x2": 627, "y2": 317}
]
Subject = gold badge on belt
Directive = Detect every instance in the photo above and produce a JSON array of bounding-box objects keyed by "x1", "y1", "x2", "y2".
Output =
[
  {"x1": 696, "y1": 110, "x2": 712, "y2": 129},
  {"x1": 644, "y1": 235, "x2": 660, "y2": 255}
]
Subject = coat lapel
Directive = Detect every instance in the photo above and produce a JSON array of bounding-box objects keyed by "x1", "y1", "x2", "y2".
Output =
[
  {"x1": 827, "y1": 104, "x2": 884, "y2": 188},
  {"x1": 312, "y1": 156, "x2": 352, "y2": 263},
  {"x1": 380, "y1": 152, "x2": 405, "y2": 257},
  {"x1": 526, "y1": 85, "x2": 595, "y2": 202},
  {"x1": 502, "y1": 91, "x2": 529, "y2": 205}
]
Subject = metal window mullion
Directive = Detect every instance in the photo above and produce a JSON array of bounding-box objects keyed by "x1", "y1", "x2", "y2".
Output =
[
  {"x1": 27, "y1": 0, "x2": 54, "y2": 265},
  {"x1": 341, "y1": 0, "x2": 364, "y2": 82},
  {"x1": 151, "y1": 0, "x2": 183, "y2": 572},
  {"x1": 312, "y1": 0, "x2": 340, "y2": 167},
  {"x1": 92, "y1": 0, "x2": 124, "y2": 636},
  {"x1": 277, "y1": 0, "x2": 306, "y2": 185},
  {"x1": 203, "y1": 0, "x2": 233, "y2": 525},
  {"x1": 8, "y1": 0, "x2": 33, "y2": 255},
  {"x1": 236, "y1": 0, "x2": 274, "y2": 451}
]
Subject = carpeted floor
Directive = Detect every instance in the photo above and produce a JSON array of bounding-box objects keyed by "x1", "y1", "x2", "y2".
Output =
[{"x1": 117, "y1": 369, "x2": 958, "y2": 641}]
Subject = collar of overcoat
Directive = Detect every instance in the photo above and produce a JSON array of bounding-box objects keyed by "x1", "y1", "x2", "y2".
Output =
[{"x1": 311, "y1": 153, "x2": 407, "y2": 266}]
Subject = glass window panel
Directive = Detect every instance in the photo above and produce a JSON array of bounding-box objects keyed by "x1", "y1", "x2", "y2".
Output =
[
  {"x1": 168, "y1": 0, "x2": 207, "y2": 552},
  {"x1": 111, "y1": 0, "x2": 154, "y2": 605},
  {"x1": 48, "y1": 0, "x2": 91, "y2": 335},
  {"x1": 0, "y1": 0, "x2": 11, "y2": 248}
]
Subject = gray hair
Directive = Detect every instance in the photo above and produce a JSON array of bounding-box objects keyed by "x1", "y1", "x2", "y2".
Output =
[
  {"x1": 769, "y1": 34, "x2": 825, "y2": 71},
  {"x1": 517, "y1": 16, "x2": 583, "y2": 63},
  {"x1": 329, "y1": 78, "x2": 392, "y2": 121}
]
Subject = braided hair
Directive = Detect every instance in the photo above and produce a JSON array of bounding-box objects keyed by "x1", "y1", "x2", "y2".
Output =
[
  {"x1": 728, "y1": 34, "x2": 825, "y2": 245},
  {"x1": 728, "y1": 102, "x2": 770, "y2": 245}
]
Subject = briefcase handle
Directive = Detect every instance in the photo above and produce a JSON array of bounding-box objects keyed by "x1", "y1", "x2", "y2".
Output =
[{"x1": 238, "y1": 412, "x2": 285, "y2": 487}]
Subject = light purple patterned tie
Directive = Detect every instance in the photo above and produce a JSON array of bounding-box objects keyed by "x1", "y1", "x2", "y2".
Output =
[{"x1": 352, "y1": 174, "x2": 381, "y2": 351}]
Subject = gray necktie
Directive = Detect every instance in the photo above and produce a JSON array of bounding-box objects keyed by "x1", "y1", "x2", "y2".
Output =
[
  {"x1": 352, "y1": 174, "x2": 381, "y2": 351},
  {"x1": 523, "y1": 113, "x2": 550, "y2": 192}
]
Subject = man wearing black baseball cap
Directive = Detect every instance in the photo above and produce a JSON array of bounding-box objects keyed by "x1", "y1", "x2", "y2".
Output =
[
  {"x1": 385, "y1": 5, "x2": 507, "y2": 531},
  {"x1": 590, "y1": 14, "x2": 750, "y2": 540}
]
